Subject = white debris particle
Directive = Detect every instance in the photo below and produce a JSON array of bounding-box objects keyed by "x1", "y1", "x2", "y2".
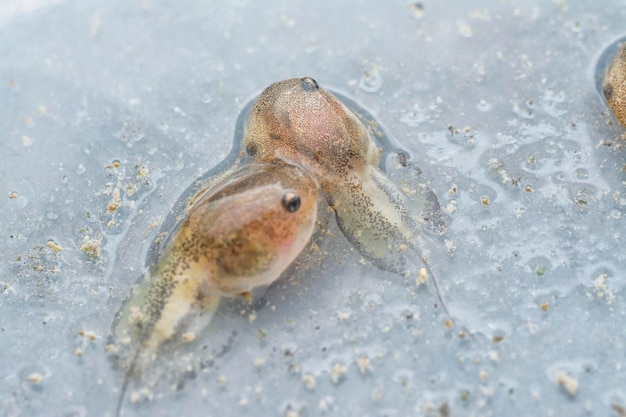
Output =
[
  {"x1": 594, "y1": 273, "x2": 615, "y2": 304},
  {"x1": 181, "y1": 332, "x2": 196, "y2": 343},
  {"x1": 330, "y1": 362, "x2": 347, "y2": 384},
  {"x1": 105, "y1": 344, "x2": 118, "y2": 353},
  {"x1": 480, "y1": 386, "x2": 494, "y2": 398},
  {"x1": 318, "y1": 396, "x2": 335, "y2": 411},
  {"x1": 253, "y1": 357, "x2": 265, "y2": 369},
  {"x1": 408, "y1": 2, "x2": 425, "y2": 19},
  {"x1": 488, "y1": 158, "x2": 501, "y2": 171},
  {"x1": 337, "y1": 310, "x2": 351, "y2": 320},
  {"x1": 172, "y1": 106, "x2": 187, "y2": 117},
  {"x1": 148, "y1": 218, "x2": 162, "y2": 229},
  {"x1": 128, "y1": 306, "x2": 146, "y2": 325},
  {"x1": 595, "y1": 273, "x2": 607, "y2": 291},
  {"x1": 106, "y1": 184, "x2": 121, "y2": 213},
  {"x1": 444, "y1": 240, "x2": 456, "y2": 255},
  {"x1": 136, "y1": 165, "x2": 149, "y2": 178},
  {"x1": 556, "y1": 371, "x2": 578, "y2": 396},
  {"x1": 248, "y1": 311, "x2": 257, "y2": 324},
  {"x1": 357, "y1": 355, "x2": 373, "y2": 374},
  {"x1": 416, "y1": 268, "x2": 428, "y2": 286},
  {"x1": 80, "y1": 235, "x2": 102, "y2": 258},
  {"x1": 302, "y1": 373, "x2": 316, "y2": 390},
  {"x1": 27, "y1": 373, "x2": 43, "y2": 384},
  {"x1": 372, "y1": 387, "x2": 384, "y2": 401},
  {"x1": 531, "y1": 387, "x2": 541, "y2": 399},
  {"x1": 525, "y1": 320, "x2": 539, "y2": 335},
  {"x1": 458, "y1": 22, "x2": 473, "y2": 37},
  {"x1": 277, "y1": 12, "x2": 295, "y2": 27},
  {"x1": 47, "y1": 240, "x2": 62, "y2": 252},
  {"x1": 125, "y1": 183, "x2": 138, "y2": 196},
  {"x1": 285, "y1": 409, "x2": 299, "y2": 417}
]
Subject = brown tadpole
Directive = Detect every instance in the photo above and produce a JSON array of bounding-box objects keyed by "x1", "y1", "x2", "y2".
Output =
[{"x1": 604, "y1": 42, "x2": 626, "y2": 127}]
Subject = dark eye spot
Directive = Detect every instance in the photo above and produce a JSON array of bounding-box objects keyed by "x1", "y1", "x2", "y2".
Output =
[
  {"x1": 604, "y1": 82, "x2": 614, "y2": 100},
  {"x1": 397, "y1": 152, "x2": 408, "y2": 167},
  {"x1": 245, "y1": 142, "x2": 258, "y2": 156},
  {"x1": 300, "y1": 77, "x2": 319, "y2": 92},
  {"x1": 282, "y1": 191, "x2": 301, "y2": 212}
]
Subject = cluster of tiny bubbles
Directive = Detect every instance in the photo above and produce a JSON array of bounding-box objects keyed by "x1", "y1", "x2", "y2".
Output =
[{"x1": 114, "y1": 119, "x2": 145, "y2": 147}]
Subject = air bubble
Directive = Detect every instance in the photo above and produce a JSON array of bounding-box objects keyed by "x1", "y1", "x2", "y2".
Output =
[
  {"x1": 359, "y1": 68, "x2": 383, "y2": 93},
  {"x1": 575, "y1": 168, "x2": 589, "y2": 179},
  {"x1": 115, "y1": 120, "x2": 145, "y2": 146},
  {"x1": 400, "y1": 110, "x2": 428, "y2": 127},
  {"x1": 476, "y1": 100, "x2": 492, "y2": 112}
]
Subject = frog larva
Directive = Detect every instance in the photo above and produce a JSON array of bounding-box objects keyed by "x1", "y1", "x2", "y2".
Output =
[{"x1": 111, "y1": 162, "x2": 319, "y2": 414}]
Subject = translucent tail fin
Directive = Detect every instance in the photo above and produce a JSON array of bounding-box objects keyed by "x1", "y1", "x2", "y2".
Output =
[{"x1": 111, "y1": 260, "x2": 221, "y2": 416}]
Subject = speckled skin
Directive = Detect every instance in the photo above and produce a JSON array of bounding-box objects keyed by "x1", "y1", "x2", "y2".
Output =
[
  {"x1": 113, "y1": 162, "x2": 318, "y2": 374},
  {"x1": 604, "y1": 42, "x2": 626, "y2": 127},
  {"x1": 245, "y1": 78, "x2": 382, "y2": 177},
  {"x1": 245, "y1": 77, "x2": 430, "y2": 273}
]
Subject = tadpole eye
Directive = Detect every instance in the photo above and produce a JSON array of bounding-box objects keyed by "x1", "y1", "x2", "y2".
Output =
[
  {"x1": 300, "y1": 77, "x2": 319, "y2": 92},
  {"x1": 282, "y1": 191, "x2": 301, "y2": 212},
  {"x1": 604, "y1": 82, "x2": 614, "y2": 100}
]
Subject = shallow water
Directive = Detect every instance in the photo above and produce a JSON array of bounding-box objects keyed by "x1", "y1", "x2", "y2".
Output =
[{"x1": 2, "y1": 1, "x2": 626, "y2": 416}]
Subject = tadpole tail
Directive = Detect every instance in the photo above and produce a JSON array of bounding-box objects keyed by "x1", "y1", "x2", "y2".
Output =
[
  {"x1": 405, "y1": 239, "x2": 451, "y2": 320},
  {"x1": 115, "y1": 345, "x2": 142, "y2": 417},
  {"x1": 420, "y1": 251, "x2": 450, "y2": 318}
]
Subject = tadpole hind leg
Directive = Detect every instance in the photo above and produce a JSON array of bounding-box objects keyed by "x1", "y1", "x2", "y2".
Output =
[
  {"x1": 330, "y1": 165, "x2": 422, "y2": 275},
  {"x1": 330, "y1": 164, "x2": 450, "y2": 316},
  {"x1": 384, "y1": 152, "x2": 447, "y2": 235}
]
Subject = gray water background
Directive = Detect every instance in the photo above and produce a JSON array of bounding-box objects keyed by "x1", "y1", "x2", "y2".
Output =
[{"x1": 2, "y1": 1, "x2": 626, "y2": 416}]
